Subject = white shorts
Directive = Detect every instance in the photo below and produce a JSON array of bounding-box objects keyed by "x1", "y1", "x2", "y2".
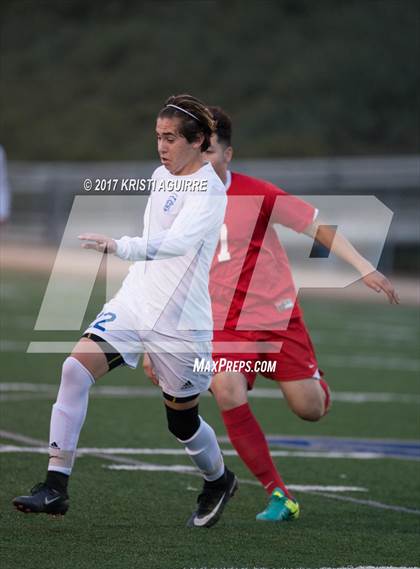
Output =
[{"x1": 84, "y1": 298, "x2": 212, "y2": 398}]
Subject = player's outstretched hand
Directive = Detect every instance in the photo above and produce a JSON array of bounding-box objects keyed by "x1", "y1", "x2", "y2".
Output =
[
  {"x1": 78, "y1": 233, "x2": 117, "y2": 254},
  {"x1": 362, "y1": 270, "x2": 400, "y2": 304},
  {"x1": 143, "y1": 353, "x2": 159, "y2": 386}
]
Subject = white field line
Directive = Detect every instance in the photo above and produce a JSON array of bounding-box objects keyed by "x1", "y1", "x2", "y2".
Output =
[
  {"x1": 0, "y1": 444, "x2": 400, "y2": 461},
  {"x1": 107, "y1": 463, "x2": 197, "y2": 473},
  {"x1": 3, "y1": 429, "x2": 417, "y2": 461},
  {"x1": 0, "y1": 430, "x2": 164, "y2": 470},
  {"x1": 3, "y1": 327, "x2": 419, "y2": 348},
  {"x1": 310, "y1": 318, "x2": 420, "y2": 334},
  {"x1": 312, "y1": 328, "x2": 420, "y2": 345},
  {"x1": 313, "y1": 320, "x2": 420, "y2": 336},
  {"x1": 2, "y1": 430, "x2": 361, "y2": 492},
  {"x1": 2, "y1": 337, "x2": 420, "y2": 369},
  {"x1": 310, "y1": 492, "x2": 420, "y2": 516},
  {"x1": 104, "y1": 465, "x2": 420, "y2": 515},
  {"x1": 2, "y1": 328, "x2": 418, "y2": 347},
  {"x1": 1, "y1": 429, "x2": 418, "y2": 516},
  {"x1": 1, "y1": 383, "x2": 420, "y2": 405},
  {"x1": 1, "y1": 444, "x2": 415, "y2": 461},
  {"x1": 320, "y1": 354, "x2": 420, "y2": 372},
  {"x1": 0, "y1": 394, "x2": 56, "y2": 402},
  {"x1": 104, "y1": 465, "x2": 366, "y2": 492},
  {"x1": 251, "y1": 389, "x2": 420, "y2": 404},
  {"x1": 0, "y1": 341, "x2": 29, "y2": 351},
  {"x1": 22, "y1": 344, "x2": 420, "y2": 371}
]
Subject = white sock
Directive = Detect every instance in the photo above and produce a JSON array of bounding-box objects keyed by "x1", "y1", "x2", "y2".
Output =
[
  {"x1": 48, "y1": 356, "x2": 94, "y2": 475},
  {"x1": 179, "y1": 417, "x2": 225, "y2": 481}
]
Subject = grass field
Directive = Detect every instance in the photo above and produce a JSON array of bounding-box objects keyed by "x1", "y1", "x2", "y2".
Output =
[{"x1": 1, "y1": 268, "x2": 419, "y2": 569}]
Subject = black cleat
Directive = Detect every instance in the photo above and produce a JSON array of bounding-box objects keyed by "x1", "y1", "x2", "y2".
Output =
[
  {"x1": 13, "y1": 483, "x2": 69, "y2": 516},
  {"x1": 187, "y1": 468, "x2": 238, "y2": 528}
]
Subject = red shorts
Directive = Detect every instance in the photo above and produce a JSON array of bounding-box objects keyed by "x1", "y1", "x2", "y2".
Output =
[{"x1": 212, "y1": 317, "x2": 322, "y2": 388}]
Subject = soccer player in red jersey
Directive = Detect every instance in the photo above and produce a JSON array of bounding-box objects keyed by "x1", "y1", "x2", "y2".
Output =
[{"x1": 204, "y1": 106, "x2": 399, "y2": 522}]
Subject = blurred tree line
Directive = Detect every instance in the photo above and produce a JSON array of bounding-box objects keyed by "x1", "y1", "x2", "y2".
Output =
[{"x1": 1, "y1": 0, "x2": 418, "y2": 160}]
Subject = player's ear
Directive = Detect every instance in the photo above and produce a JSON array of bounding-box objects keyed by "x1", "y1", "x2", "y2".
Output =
[
  {"x1": 193, "y1": 133, "x2": 204, "y2": 150},
  {"x1": 224, "y1": 146, "x2": 233, "y2": 164}
]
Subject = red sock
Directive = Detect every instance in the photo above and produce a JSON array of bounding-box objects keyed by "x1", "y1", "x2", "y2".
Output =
[
  {"x1": 319, "y1": 378, "x2": 331, "y2": 416},
  {"x1": 222, "y1": 403, "x2": 292, "y2": 497}
]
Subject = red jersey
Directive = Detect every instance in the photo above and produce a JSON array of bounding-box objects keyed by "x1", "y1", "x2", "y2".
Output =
[{"x1": 209, "y1": 172, "x2": 316, "y2": 331}]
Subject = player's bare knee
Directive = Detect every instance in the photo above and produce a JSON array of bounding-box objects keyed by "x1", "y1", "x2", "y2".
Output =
[
  {"x1": 297, "y1": 407, "x2": 323, "y2": 422},
  {"x1": 286, "y1": 393, "x2": 324, "y2": 421},
  {"x1": 211, "y1": 372, "x2": 246, "y2": 410},
  {"x1": 293, "y1": 398, "x2": 324, "y2": 421},
  {"x1": 212, "y1": 382, "x2": 236, "y2": 409},
  {"x1": 282, "y1": 379, "x2": 327, "y2": 422}
]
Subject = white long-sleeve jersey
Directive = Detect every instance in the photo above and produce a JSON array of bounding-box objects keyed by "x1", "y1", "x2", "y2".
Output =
[{"x1": 113, "y1": 162, "x2": 226, "y2": 338}]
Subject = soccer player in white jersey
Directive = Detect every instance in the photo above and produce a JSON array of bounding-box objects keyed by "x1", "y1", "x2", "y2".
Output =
[{"x1": 13, "y1": 94, "x2": 238, "y2": 528}]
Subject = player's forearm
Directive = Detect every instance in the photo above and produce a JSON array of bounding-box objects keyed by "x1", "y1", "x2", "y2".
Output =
[
  {"x1": 115, "y1": 233, "x2": 196, "y2": 261},
  {"x1": 310, "y1": 224, "x2": 375, "y2": 276},
  {"x1": 115, "y1": 194, "x2": 226, "y2": 261},
  {"x1": 114, "y1": 210, "x2": 219, "y2": 260}
]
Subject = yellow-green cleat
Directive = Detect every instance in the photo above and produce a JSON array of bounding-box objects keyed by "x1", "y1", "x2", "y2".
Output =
[{"x1": 256, "y1": 487, "x2": 300, "y2": 522}]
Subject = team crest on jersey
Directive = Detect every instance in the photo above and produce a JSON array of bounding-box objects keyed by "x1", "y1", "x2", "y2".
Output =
[
  {"x1": 163, "y1": 195, "x2": 177, "y2": 213},
  {"x1": 276, "y1": 298, "x2": 294, "y2": 312}
]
